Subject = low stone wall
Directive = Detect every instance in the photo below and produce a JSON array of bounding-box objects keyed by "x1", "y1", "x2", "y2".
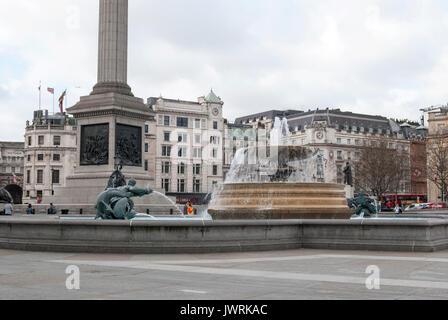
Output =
[
  {"x1": 6, "y1": 204, "x2": 206, "y2": 217},
  {"x1": 0, "y1": 218, "x2": 447, "y2": 254}
]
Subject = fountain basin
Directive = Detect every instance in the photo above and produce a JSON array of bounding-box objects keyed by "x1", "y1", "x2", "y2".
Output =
[
  {"x1": 1, "y1": 217, "x2": 447, "y2": 253},
  {"x1": 208, "y1": 182, "x2": 353, "y2": 220}
]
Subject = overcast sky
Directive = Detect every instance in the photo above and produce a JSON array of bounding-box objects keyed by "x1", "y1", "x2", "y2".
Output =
[{"x1": 1, "y1": 0, "x2": 448, "y2": 141}]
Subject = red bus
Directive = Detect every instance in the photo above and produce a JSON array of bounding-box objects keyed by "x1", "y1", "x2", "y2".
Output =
[{"x1": 380, "y1": 194, "x2": 427, "y2": 209}]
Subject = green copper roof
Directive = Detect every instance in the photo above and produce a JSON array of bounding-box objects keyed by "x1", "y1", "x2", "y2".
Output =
[{"x1": 205, "y1": 89, "x2": 222, "y2": 103}]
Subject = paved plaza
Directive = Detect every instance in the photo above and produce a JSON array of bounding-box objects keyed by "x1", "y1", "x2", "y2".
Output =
[{"x1": 1, "y1": 248, "x2": 448, "y2": 300}]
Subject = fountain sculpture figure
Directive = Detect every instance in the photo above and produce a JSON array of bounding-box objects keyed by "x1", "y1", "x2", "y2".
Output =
[
  {"x1": 95, "y1": 179, "x2": 153, "y2": 220},
  {"x1": 0, "y1": 189, "x2": 13, "y2": 204}
]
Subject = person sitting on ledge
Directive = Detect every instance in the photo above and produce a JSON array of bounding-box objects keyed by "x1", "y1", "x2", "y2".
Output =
[
  {"x1": 26, "y1": 204, "x2": 35, "y2": 215},
  {"x1": 48, "y1": 203, "x2": 57, "y2": 215},
  {"x1": 4, "y1": 202, "x2": 13, "y2": 216}
]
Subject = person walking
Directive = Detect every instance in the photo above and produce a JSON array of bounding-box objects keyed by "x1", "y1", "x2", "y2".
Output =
[{"x1": 4, "y1": 202, "x2": 13, "y2": 216}]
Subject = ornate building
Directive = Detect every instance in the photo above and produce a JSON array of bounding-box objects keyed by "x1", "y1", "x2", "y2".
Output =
[
  {"x1": 23, "y1": 110, "x2": 77, "y2": 202},
  {"x1": 426, "y1": 107, "x2": 448, "y2": 202},
  {"x1": 235, "y1": 108, "x2": 418, "y2": 193},
  {"x1": 147, "y1": 90, "x2": 225, "y2": 204},
  {"x1": 0, "y1": 142, "x2": 25, "y2": 203}
]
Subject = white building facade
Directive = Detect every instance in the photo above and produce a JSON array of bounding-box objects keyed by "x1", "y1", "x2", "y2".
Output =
[
  {"x1": 147, "y1": 90, "x2": 225, "y2": 202},
  {"x1": 23, "y1": 110, "x2": 78, "y2": 202}
]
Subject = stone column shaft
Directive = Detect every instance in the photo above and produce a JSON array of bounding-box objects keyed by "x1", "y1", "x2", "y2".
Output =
[{"x1": 93, "y1": 0, "x2": 132, "y2": 96}]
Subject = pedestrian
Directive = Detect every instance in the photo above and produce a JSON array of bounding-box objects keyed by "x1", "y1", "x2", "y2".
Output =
[
  {"x1": 187, "y1": 201, "x2": 195, "y2": 216},
  {"x1": 395, "y1": 204, "x2": 403, "y2": 215},
  {"x1": 26, "y1": 204, "x2": 34, "y2": 215},
  {"x1": 4, "y1": 202, "x2": 13, "y2": 216},
  {"x1": 48, "y1": 203, "x2": 57, "y2": 215}
]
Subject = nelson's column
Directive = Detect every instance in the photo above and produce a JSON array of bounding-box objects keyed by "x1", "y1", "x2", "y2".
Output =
[{"x1": 50, "y1": 0, "x2": 154, "y2": 204}]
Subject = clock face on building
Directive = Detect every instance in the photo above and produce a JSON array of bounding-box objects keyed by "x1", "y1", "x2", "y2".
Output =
[
  {"x1": 212, "y1": 107, "x2": 219, "y2": 116},
  {"x1": 316, "y1": 131, "x2": 324, "y2": 140}
]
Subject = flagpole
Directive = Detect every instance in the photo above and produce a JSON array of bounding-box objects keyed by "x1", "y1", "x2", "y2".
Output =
[{"x1": 38, "y1": 81, "x2": 41, "y2": 110}]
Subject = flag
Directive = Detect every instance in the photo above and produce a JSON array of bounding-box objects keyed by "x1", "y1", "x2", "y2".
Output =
[
  {"x1": 58, "y1": 90, "x2": 66, "y2": 113},
  {"x1": 47, "y1": 87, "x2": 54, "y2": 95}
]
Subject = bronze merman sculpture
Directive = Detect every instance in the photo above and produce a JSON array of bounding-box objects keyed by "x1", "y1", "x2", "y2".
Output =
[{"x1": 95, "y1": 179, "x2": 152, "y2": 220}]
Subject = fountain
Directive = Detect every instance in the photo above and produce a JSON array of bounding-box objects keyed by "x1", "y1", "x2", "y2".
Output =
[{"x1": 208, "y1": 117, "x2": 353, "y2": 220}]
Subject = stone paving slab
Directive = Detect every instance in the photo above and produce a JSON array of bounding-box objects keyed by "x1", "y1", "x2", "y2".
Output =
[{"x1": 0, "y1": 249, "x2": 448, "y2": 300}]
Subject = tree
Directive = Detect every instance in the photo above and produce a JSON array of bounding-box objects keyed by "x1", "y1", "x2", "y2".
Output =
[
  {"x1": 427, "y1": 136, "x2": 448, "y2": 202},
  {"x1": 353, "y1": 142, "x2": 410, "y2": 200}
]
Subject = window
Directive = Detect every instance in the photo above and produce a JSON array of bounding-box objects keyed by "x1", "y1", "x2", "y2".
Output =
[
  {"x1": 53, "y1": 154, "x2": 61, "y2": 161},
  {"x1": 27, "y1": 155, "x2": 31, "y2": 162},
  {"x1": 144, "y1": 125, "x2": 149, "y2": 134},
  {"x1": 347, "y1": 139, "x2": 351, "y2": 145},
  {"x1": 1, "y1": 167, "x2": 5, "y2": 173},
  {"x1": 177, "y1": 179, "x2": 185, "y2": 193},
  {"x1": 27, "y1": 170, "x2": 31, "y2": 184},
  {"x1": 164, "y1": 132, "x2": 170, "y2": 142},
  {"x1": 177, "y1": 117, "x2": 189, "y2": 128},
  {"x1": 162, "y1": 146, "x2": 171, "y2": 157},
  {"x1": 162, "y1": 179, "x2": 170, "y2": 193},
  {"x1": 145, "y1": 143, "x2": 149, "y2": 153},
  {"x1": 11, "y1": 167, "x2": 15, "y2": 173},
  {"x1": 38, "y1": 154, "x2": 44, "y2": 161},
  {"x1": 178, "y1": 133, "x2": 188, "y2": 143},
  {"x1": 213, "y1": 121, "x2": 218, "y2": 130},
  {"x1": 337, "y1": 166, "x2": 343, "y2": 176},
  {"x1": 28, "y1": 136, "x2": 32, "y2": 146},
  {"x1": 37, "y1": 190, "x2": 43, "y2": 198},
  {"x1": 178, "y1": 163, "x2": 186, "y2": 175},
  {"x1": 195, "y1": 119, "x2": 201, "y2": 129},
  {"x1": 210, "y1": 136, "x2": 220, "y2": 144},
  {"x1": 317, "y1": 164, "x2": 324, "y2": 177},
  {"x1": 38, "y1": 136, "x2": 44, "y2": 145},
  {"x1": 213, "y1": 165, "x2": 218, "y2": 176},
  {"x1": 144, "y1": 160, "x2": 148, "y2": 171},
  {"x1": 212, "y1": 148, "x2": 218, "y2": 158},
  {"x1": 164, "y1": 116, "x2": 170, "y2": 126},
  {"x1": 337, "y1": 151, "x2": 342, "y2": 160},
  {"x1": 347, "y1": 152, "x2": 352, "y2": 160},
  {"x1": 52, "y1": 170, "x2": 60, "y2": 184},
  {"x1": 37, "y1": 170, "x2": 44, "y2": 184},
  {"x1": 53, "y1": 136, "x2": 61, "y2": 146},
  {"x1": 355, "y1": 152, "x2": 360, "y2": 160},
  {"x1": 162, "y1": 162, "x2": 170, "y2": 174},
  {"x1": 194, "y1": 134, "x2": 201, "y2": 144},
  {"x1": 193, "y1": 147, "x2": 202, "y2": 158},
  {"x1": 178, "y1": 146, "x2": 187, "y2": 158},
  {"x1": 193, "y1": 179, "x2": 201, "y2": 193},
  {"x1": 193, "y1": 164, "x2": 201, "y2": 175},
  {"x1": 337, "y1": 138, "x2": 342, "y2": 144}
]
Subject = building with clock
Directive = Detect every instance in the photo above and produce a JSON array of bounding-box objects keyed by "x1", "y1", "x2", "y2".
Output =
[
  {"x1": 146, "y1": 90, "x2": 225, "y2": 204},
  {"x1": 235, "y1": 108, "x2": 426, "y2": 193}
]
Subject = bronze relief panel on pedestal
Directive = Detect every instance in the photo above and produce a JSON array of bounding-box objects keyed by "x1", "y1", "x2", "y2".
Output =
[
  {"x1": 115, "y1": 124, "x2": 142, "y2": 167},
  {"x1": 80, "y1": 123, "x2": 109, "y2": 166}
]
